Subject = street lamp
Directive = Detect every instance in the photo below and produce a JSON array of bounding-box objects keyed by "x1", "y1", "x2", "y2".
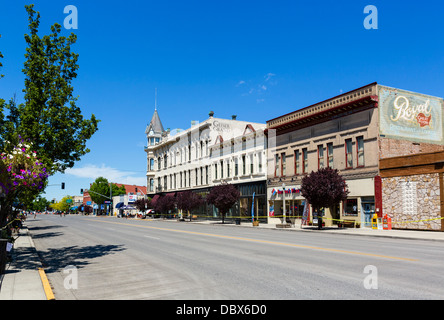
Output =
[{"x1": 282, "y1": 182, "x2": 286, "y2": 224}]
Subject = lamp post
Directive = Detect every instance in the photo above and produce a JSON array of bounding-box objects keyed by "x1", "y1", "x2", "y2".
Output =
[{"x1": 282, "y1": 182, "x2": 286, "y2": 224}]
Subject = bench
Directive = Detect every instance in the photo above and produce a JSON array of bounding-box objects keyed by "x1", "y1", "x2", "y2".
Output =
[{"x1": 342, "y1": 220, "x2": 356, "y2": 228}]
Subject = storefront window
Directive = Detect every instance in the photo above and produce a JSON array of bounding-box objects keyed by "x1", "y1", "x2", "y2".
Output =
[{"x1": 344, "y1": 198, "x2": 358, "y2": 216}]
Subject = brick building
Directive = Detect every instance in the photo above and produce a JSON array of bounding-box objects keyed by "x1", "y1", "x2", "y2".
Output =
[{"x1": 266, "y1": 83, "x2": 444, "y2": 230}]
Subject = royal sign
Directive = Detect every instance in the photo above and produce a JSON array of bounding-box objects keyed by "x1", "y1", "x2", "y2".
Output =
[{"x1": 379, "y1": 86, "x2": 444, "y2": 145}]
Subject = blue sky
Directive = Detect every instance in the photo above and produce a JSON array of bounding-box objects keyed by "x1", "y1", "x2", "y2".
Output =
[{"x1": 1, "y1": 0, "x2": 443, "y2": 201}]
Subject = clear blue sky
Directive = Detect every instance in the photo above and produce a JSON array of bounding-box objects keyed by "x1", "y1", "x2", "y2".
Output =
[{"x1": 1, "y1": 0, "x2": 443, "y2": 202}]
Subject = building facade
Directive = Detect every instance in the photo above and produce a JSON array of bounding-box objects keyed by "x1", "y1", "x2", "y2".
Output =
[
  {"x1": 208, "y1": 120, "x2": 267, "y2": 221},
  {"x1": 145, "y1": 110, "x2": 266, "y2": 220},
  {"x1": 266, "y1": 83, "x2": 444, "y2": 230}
]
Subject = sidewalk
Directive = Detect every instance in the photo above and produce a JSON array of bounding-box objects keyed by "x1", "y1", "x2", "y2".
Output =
[
  {"x1": 1, "y1": 219, "x2": 444, "y2": 300},
  {"x1": 189, "y1": 219, "x2": 444, "y2": 241},
  {"x1": 0, "y1": 226, "x2": 49, "y2": 300}
]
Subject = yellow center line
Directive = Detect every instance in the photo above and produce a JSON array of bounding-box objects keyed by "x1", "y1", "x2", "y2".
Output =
[{"x1": 84, "y1": 218, "x2": 418, "y2": 262}]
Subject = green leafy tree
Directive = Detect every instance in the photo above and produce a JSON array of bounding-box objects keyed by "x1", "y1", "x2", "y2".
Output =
[
  {"x1": 0, "y1": 5, "x2": 99, "y2": 273},
  {"x1": 31, "y1": 196, "x2": 51, "y2": 212},
  {"x1": 88, "y1": 177, "x2": 111, "y2": 206},
  {"x1": 88, "y1": 178, "x2": 127, "y2": 214},
  {"x1": 112, "y1": 184, "x2": 127, "y2": 196},
  {"x1": 2, "y1": 4, "x2": 99, "y2": 174},
  {"x1": 50, "y1": 195, "x2": 73, "y2": 212}
]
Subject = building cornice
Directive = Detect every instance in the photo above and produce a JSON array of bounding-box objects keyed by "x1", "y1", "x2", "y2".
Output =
[{"x1": 266, "y1": 83, "x2": 378, "y2": 134}]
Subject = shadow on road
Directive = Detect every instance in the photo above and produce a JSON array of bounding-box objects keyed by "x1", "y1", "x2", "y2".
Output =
[{"x1": 39, "y1": 244, "x2": 126, "y2": 274}]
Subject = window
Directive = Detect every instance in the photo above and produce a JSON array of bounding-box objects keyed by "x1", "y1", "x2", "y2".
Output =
[
  {"x1": 327, "y1": 143, "x2": 333, "y2": 168},
  {"x1": 205, "y1": 166, "x2": 208, "y2": 184},
  {"x1": 357, "y1": 136, "x2": 364, "y2": 167},
  {"x1": 180, "y1": 172, "x2": 183, "y2": 188},
  {"x1": 242, "y1": 155, "x2": 246, "y2": 175},
  {"x1": 242, "y1": 138, "x2": 246, "y2": 151},
  {"x1": 188, "y1": 170, "x2": 191, "y2": 186},
  {"x1": 227, "y1": 161, "x2": 230, "y2": 178},
  {"x1": 235, "y1": 159, "x2": 239, "y2": 176},
  {"x1": 164, "y1": 176, "x2": 167, "y2": 190},
  {"x1": 317, "y1": 145, "x2": 324, "y2": 169},
  {"x1": 294, "y1": 150, "x2": 300, "y2": 174},
  {"x1": 344, "y1": 198, "x2": 358, "y2": 216},
  {"x1": 275, "y1": 154, "x2": 280, "y2": 177},
  {"x1": 220, "y1": 160, "x2": 224, "y2": 178},
  {"x1": 149, "y1": 179, "x2": 154, "y2": 192},
  {"x1": 281, "y1": 153, "x2": 286, "y2": 176},
  {"x1": 250, "y1": 155, "x2": 254, "y2": 174},
  {"x1": 158, "y1": 157, "x2": 161, "y2": 170},
  {"x1": 345, "y1": 139, "x2": 353, "y2": 168},
  {"x1": 149, "y1": 158, "x2": 154, "y2": 171},
  {"x1": 302, "y1": 148, "x2": 308, "y2": 173},
  {"x1": 214, "y1": 163, "x2": 218, "y2": 180},
  {"x1": 195, "y1": 168, "x2": 198, "y2": 185},
  {"x1": 258, "y1": 153, "x2": 263, "y2": 172}
]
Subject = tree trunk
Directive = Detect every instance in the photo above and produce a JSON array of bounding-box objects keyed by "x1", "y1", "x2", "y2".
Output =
[{"x1": 0, "y1": 241, "x2": 7, "y2": 275}]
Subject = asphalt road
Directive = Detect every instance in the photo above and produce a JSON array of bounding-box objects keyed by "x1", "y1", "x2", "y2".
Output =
[{"x1": 27, "y1": 214, "x2": 444, "y2": 300}]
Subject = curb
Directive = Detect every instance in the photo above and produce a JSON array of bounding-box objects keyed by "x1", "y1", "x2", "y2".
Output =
[
  {"x1": 177, "y1": 219, "x2": 444, "y2": 242},
  {"x1": 25, "y1": 227, "x2": 56, "y2": 300}
]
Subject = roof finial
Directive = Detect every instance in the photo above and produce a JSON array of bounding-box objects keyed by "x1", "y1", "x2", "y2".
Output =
[{"x1": 155, "y1": 88, "x2": 158, "y2": 111}]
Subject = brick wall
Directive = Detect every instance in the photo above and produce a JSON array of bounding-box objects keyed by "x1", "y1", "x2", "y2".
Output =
[{"x1": 379, "y1": 137, "x2": 444, "y2": 159}]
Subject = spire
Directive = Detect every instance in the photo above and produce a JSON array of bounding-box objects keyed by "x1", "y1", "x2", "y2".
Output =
[
  {"x1": 145, "y1": 89, "x2": 164, "y2": 135},
  {"x1": 155, "y1": 88, "x2": 157, "y2": 111}
]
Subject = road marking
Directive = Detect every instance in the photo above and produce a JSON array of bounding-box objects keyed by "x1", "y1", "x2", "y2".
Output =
[
  {"x1": 144, "y1": 235, "x2": 160, "y2": 240},
  {"x1": 83, "y1": 219, "x2": 418, "y2": 262},
  {"x1": 38, "y1": 268, "x2": 56, "y2": 300}
]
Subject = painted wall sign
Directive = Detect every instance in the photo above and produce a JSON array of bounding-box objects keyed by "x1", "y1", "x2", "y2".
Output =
[{"x1": 379, "y1": 86, "x2": 444, "y2": 145}]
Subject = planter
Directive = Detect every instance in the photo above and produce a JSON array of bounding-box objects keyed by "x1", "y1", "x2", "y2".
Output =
[
  {"x1": 252, "y1": 221, "x2": 259, "y2": 227},
  {"x1": 235, "y1": 218, "x2": 241, "y2": 225}
]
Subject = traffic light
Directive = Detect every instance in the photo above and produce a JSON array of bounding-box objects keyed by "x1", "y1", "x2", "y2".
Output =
[
  {"x1": 61, "y1": 182, "x2": 65, "y2": 189},
  {"x1": 80, "y1": 189, "x2": 83, "y2": 194}
]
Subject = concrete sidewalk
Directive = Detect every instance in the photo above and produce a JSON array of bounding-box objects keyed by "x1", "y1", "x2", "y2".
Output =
[
  {"x1": 1, "y1": 219, "x2": 444, "y2": 300},
  {"x1": 193, "y1": 219, "x2": 444, "y2": 241},
  {"x1": 0, "y1": 227, "x2": 49, "y2": 300}
]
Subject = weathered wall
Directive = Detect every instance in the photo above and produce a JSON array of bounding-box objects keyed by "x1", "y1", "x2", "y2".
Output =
[{"x1": 382, "y1": 173, "x2": 442, "y2": 231}]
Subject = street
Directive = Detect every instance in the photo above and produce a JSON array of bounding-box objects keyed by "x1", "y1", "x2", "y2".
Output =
[{"x1": 28, "y1": 214, "x2": 444, "y2": 300}]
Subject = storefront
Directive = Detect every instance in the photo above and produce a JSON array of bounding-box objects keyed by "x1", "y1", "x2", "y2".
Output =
[{"x1": 267, "y1": 178, "x2": 376, "y2": 227}]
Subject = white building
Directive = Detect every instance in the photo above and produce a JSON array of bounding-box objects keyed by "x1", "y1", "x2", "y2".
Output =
[{"x1": 145, "y1": 110, "x2": 267, "y2": 220}]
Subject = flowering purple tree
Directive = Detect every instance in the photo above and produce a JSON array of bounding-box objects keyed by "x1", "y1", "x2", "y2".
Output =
[
  {"x1": 206, "y1": 183, "x2": 240, "y2": 224},
  {"x1": 176, "y1": 190, "x2": 204, "y2": 221},
  {"x1": 300, "y1": 168, "x2": 349, "y2": 229},
  {"x1": 0, "y1": 137, "x2": 49, "y2": 273},
  {"x1": 153, "y1": 195, "x2": 176, "y2": 218}
]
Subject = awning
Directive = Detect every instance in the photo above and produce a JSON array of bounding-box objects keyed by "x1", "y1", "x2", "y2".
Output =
[{"x1": 116, "y1": 202, "x2": 124, "y2": 209}]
